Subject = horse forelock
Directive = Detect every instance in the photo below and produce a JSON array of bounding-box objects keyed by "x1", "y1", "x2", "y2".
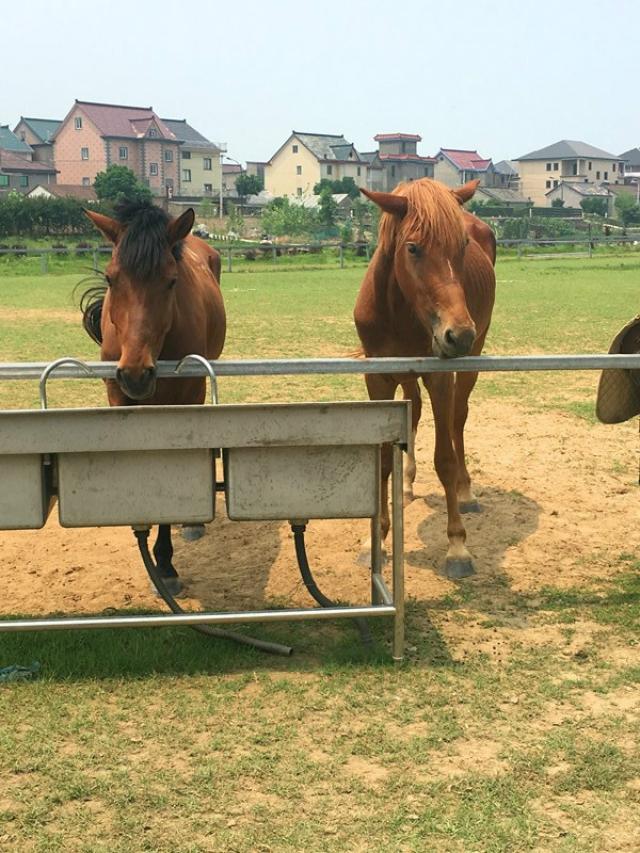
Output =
[
  {"x1": 378, "y1": 179, "x2": 466, "y2": 257},
  {"x1": 115, "y1": 201, "x2": 183, "y2": 280}
]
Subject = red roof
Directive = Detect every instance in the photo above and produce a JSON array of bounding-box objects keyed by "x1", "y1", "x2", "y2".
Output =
[
  {"x1": 374, "y1": 133, "x2": 422, "y2": 142},
  {"x1": 378, "y1": 153, "x2": 437, "y2": 163},
  {"x1": 0, "y1": 151, "x2": 57, "y2": 173},
  {"x1": 65, "y1": 101, "x2": 177, "y2": 141},
  {"x1": 29, "y1": 183, "x2": 97, "y2": 201},
  {"x1": 439, "y1": 149, "x2": 491, "y2": 171}
]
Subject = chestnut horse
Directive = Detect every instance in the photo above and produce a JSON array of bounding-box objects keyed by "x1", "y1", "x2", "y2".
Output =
[
  {"x1": 354, "y1": 178, "x2": 496, "y2": 578},
  {"x1": 82, "y1": 201, "x2": 225, "y2": 593}
]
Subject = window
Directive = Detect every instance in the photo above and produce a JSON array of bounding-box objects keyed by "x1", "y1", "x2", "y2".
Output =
[
  {"x1": 572, "y1": 163, "x2": 578, "y2": 176},
  {"x1": 612, "y1": 162, "x2": 616, "y2": 172},
  {"x1": 292, "y1": 144, "x2": 298, "y2": 153},
  {"x1": 596, "y1": 171, "x2": 600, "y2": 179},
  {"x1": 20, "y1": 131, "x2": 26, "y2": 141},
  {"x1": 150, "y1": 163, "x2": 158, "y2": 176},
  {"x1": 391, "y1": 165, "x2": 396, "y2": 178},
  {"x1": 357, "y1": 166, "x2": 361, "y2": 176},
  {"x1": 165, "y1": 150, "x2": 173, "y2": 162},
  {"x1": 203, "y1": 158, "x2": 212, "y2": 170},
  {"x1": 204, "y1": 183, "x2": 212, "y2": 192},
  {"x1": 296, "y1": 165, "x2": 302, "y2": 175},
  {"x1": 165, "y1": 178, "x2": 174, "y2": 188},
  {"x1": 326, "y1": 165, "x2": 333, "y2": 175},
  {"x1": 182, "y1": 169, "x2": 191, "y2": 182},
  {"x1": 553, "y1": 162, "x2": 558, "y2": 170},
  {"x1": 401, "y1": 142, "x2": 406, "y2": 153},
  {"x1": 81, "y1": 147, "x2": 89, "y2": 160},
  {"x1": 19, "y1": 176, "x2": 28, "y2": 187},
  {"x1": 182, "y1": 150, "x2": 191, "y2": 159},
  {"x1": 604, "y1": 171, "x2": 608, "y2": 180},
  {"x1": 82, "y1": 177, "x2": 90, "y2": 186},
  {"x1": 546, "y1": 180, "x2": 551, "y2": 188},
  {"x1": 119, "y1": 146, "x2": 128, "y2": 160},
  {"x1": 588, "y1": 161, "x2": 592, "y2": 170},
  {"x1": 75, "y1": 116, "x2": 82, "y2": 130},
  {"x1": 546, "y1": 163, "x2": 552, "y2": 171},
  {"x1": 553, "y1": 180, "x2": 559, "y2": 187},
  {"x1": 0, "y1": 175, "x2": 9, "y2": 187},
  {"x1": 424, "y1": 166, "x2": 430, "y2": 176},
  {"x1": 148, "y1": 128, "x2": 157, "y2": 137},
  {"x1": 297, "y1": 187, "x2": 302, "y2": 196}
]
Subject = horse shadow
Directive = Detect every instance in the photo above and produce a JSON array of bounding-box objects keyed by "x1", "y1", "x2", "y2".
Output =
[{"x1": 406, "y1": 484, "x2": 542, "y2": 610}]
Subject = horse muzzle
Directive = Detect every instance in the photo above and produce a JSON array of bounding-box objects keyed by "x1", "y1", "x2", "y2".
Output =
[
  {"x1": 116, "y1": 366, "x2": 157, "y2": 400},
  {"x1": 432, "y1": 325, "x2": 476, "y2": 359}
]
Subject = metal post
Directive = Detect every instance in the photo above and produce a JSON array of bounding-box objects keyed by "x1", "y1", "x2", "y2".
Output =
[
  {"x1": 370, "y1": 450, "x2": 383, "y2": 605},
  {"x1": 272, "y1": 245, "x2": 277, "y2": 263},
  {"x1": 40, "y1": 253, "x2": 48, "y2": 274},
  {"x1": 391, "y1": 442, "x2": 404, "y2": 663},
  {"x1": 93, "y1": 250, "x2": 98, "y2": 272},
  {"x1": 227, "y1": 248, "x2": 232, "y2": 273},
  {"x1": 339, "y1": 244, "x2": 344, "y2": 269},
  {"x1": 589, "y1": 223, "x2": 593, "y2": 259}
]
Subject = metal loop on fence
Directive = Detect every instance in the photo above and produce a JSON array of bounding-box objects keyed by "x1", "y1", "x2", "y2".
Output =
[
  {"x1": 174, "y1": 354, "x2": 219, "y2": 404},
  {"x1": 39, "y1": 358, "x2": 97, "y2": 410}
]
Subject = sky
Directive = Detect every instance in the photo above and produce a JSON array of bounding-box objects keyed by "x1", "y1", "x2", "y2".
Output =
[{"x1": 3, "y1": 0, "x2": 638, "y2": 165}]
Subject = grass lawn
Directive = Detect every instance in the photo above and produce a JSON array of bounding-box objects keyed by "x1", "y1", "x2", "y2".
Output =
[{"x1": 1, "y1": 255, "x2": 640, "y2": 851}]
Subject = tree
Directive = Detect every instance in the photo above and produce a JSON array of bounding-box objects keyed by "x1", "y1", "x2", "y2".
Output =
[
  {"x1": 261, "y1": 197, "x2": 317, "y2": 238},
  {"x1": 93, "y1": 165, "x2": 152, "y2": 205},
  {"x1": 235, "y1": 173, "x2": 263, "y2": 204},
  {"x1": 551, "y1": 198, "x2": 565, "y2": 208},
  {"x1": 580, "y1": 197, "x2": 608, "y2": 217},
  {"x1": 317, "y1": 188, "x2": 339, "y2": 226},
  {"x1": 313, "y1": 177, "x2": 360, "y2": 199},
  {"x1": 614, "y1": 192, "x2": 640, "y2": 226}
]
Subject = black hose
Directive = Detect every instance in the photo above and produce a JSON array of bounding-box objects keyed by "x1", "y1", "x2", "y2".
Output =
[
  {"x1": 291, "y1": 524, "x2": 372, "y2": 647},
  {"x1": 134, "y1": 529, "x2": 292, "y2": 656}
]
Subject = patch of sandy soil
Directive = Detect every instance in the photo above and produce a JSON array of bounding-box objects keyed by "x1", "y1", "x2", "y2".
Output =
[{"x1": 1, "y1": 398, "x2": 638, "y2": 647}]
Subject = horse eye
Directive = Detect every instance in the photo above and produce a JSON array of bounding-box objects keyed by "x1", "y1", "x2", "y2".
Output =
[{"x1": 407, "y1": 243, "x2": 418, "y2": 255}]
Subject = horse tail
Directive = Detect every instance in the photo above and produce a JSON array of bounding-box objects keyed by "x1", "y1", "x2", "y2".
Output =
[{"x1": 78, "y1": 283, "x2": 107, "y2": 345}]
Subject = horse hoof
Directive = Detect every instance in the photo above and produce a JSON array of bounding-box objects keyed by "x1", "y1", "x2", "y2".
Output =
[
  {"x1": 151, "y1": 576, "x2": 184, "y2": 597},
  {"x1": 181, "y1": 524, "x2": 205, "y2": 542},
  {"x1": 444, "y1": 557, "x2": 475, "y2": 579},
  {"x1": 459, "y1": 500, "x2": 482, "y2": 514}
]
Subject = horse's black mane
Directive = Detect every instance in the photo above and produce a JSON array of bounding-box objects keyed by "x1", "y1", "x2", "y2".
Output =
[{"x1": 115, "y1": 199, "x2": 183, "y2": 280}]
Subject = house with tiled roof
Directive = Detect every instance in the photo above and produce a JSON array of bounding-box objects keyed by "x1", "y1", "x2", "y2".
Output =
[
  {"x1": 619, "y1": 147, "x2": 640, "y2": 181},
  {"x1": 545, "y1": 180, "x2": 615, "y2": 215},
  {"x1": 434, "y1": 148, "x2": 497, "y2": 188},
  {"x1": 0, "y1": 149, "x2": 57, "y2": 196},
  {"x1": 13, "y1": 117, "x2": 61, "y2": 164},
  {"x1": 514, "y1": 140, "x2": 624, "y2": 205},
  {"x1": 361, "y1": 133, "x2": 434, "y2": 191},
  {"x1": 493, "y1": 160, "x2": 519, "y2": 189},
  {"x1": 161, "y1": 118, "x2": 222, "y2": 198},
  {"x1": 264, "y1": 131, "x2": 370, "y2": 198},
  {"x1": 27, "y1": 183, "x2": 97, "y2": 202},
  {"x1": 52, "y1": 100, "x2": 182, "y2": 196}
]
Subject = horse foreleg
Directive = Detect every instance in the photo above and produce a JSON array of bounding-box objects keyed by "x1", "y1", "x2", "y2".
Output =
[
  {"x1": 423, "y1": 372, "x2": 474, "y2": 579},
  {"x1": 453, "y1": 331, "x2": 487, "y2": 513},
  {"x1": 153, "y1": 524, "x2": 182, "y2": 595},
  {"x1": 400, "y1": 380, "x2": 422, "y2": 505},
  {"x1": 453, "y1": 370, "x2": 480, "y2": 512}
]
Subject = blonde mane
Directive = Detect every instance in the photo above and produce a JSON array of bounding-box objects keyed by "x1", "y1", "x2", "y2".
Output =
[{"x1": 377, "y1": 179, "x2": 466, "y2": 256}]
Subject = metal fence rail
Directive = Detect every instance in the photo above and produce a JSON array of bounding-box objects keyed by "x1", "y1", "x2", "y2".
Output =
[{"x1": 2, "y1": 354, "x2": 640, "y2": 383}]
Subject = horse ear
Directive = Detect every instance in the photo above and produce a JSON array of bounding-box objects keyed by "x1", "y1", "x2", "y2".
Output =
[
  {"x1": 84, "y1": 210, "x2": 122, "y2": 244},
  {"x1": 360, "y1": 188, "x2": 408, "y2": 217},
  {"x1": 452, "y1": 179, "x2": 481, "y2": 206},
  {"x1": 167, "y1": 208, "x2": 195, "y2": 245}
]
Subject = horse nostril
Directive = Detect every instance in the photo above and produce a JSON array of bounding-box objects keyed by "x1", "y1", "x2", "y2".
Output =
[{"x1": 444, "y1": 328, "x2": 457, "y2": 347}]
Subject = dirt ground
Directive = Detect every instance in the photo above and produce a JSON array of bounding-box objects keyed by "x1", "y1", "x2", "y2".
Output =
[{"x1": 2, "y1": 397, "x2": 638, "y2": 626}]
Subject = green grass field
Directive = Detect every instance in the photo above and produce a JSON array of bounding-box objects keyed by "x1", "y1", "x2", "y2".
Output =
[{"x1": 1, "y1": 255, "x2": 640, "y2": 851}]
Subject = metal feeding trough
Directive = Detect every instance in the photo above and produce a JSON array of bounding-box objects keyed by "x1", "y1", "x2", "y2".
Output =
[
  {"x1": 0, "y1": 453, "x2": 54, "y2": 529},
  {"x1": 0, "y1": 357, "x2": 410, "y2": 661}
]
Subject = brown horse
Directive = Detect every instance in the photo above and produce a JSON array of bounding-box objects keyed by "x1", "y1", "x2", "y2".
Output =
[
  {"x1": 354, "y1": 178, "x2": 496, "y2": 578},
  {"x1": 82, "y1": 201, "x2": 226, "y2": 592}
]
